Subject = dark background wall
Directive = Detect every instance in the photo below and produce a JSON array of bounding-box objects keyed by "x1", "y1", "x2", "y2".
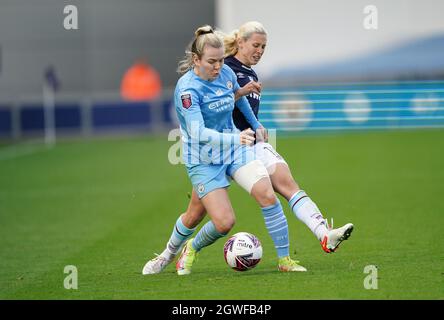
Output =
[{"x1": 0, "y1": 0, "x2": 215, "y2": 99}]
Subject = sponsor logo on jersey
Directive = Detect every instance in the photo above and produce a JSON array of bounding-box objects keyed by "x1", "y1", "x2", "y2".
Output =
[
  {"x1": 181, "y1": 93, "x2": 192, "y2": 109},
  {"x1": 208, "y1": 97, "x2": 232, "y2": 112},
  {"x1": 236, "y1": 72, "x2": 245, "y2": 79},
  {"x1": 249, "y1": 92, "x2": 261, "y2": 100}
]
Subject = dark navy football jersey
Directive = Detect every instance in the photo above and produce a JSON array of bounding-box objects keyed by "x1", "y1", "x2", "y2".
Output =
[{"x1": 224, "y1": 56, "x2": 261, "y2": 131}]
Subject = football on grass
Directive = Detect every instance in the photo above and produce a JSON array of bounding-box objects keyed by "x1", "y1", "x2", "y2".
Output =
[{"x1": 223, "y1": 232, "x2": 262, "y2": 271}]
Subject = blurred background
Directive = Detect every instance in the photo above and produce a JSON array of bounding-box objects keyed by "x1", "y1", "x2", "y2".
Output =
[
  {"x1": 0, "y1": 0, "x2": 443, "y2": 140},
  {"x1": 1, "y1": 0, "x2": 444, "y2": 300}
]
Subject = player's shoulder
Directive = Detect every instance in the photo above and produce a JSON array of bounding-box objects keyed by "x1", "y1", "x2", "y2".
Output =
[
  {"x1": 224, "y1": 55, "x2": 238, "y2": 65},
  {"x1": 224, "y1": 56, "x2": 257, "y2": 80},
  {"x1": 176, "y1": 71, "x2": 201, "y2": 96},
  {"x1": 221, "y1": 63, "x2": 234, "y2": 73},
  {"x1": 224, "y1": 56, "x2": 241, "y2": 72},
  {"x1": 176, "y1": 70, "x2": 194, "y2": 88},
  {"x1": 220, "y1": 63, "x2": 237, "y2": 80}
]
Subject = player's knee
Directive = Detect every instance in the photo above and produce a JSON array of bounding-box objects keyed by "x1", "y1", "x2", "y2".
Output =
[
  {"x1": 187, "y1": 204, "x2": 206, "y2": 219},
  {"x1": 259, "y1": 187, "x2": 277, "y2": 207},
  {"x1": 215, "y1": 216, "x2": 235, "y2": 234},
  {"x1": 251, "y1": 178, "x2": 277, "y2": 207},
  {"x1": 181, "y1": 211, "x2": 203, "y2": 229}
]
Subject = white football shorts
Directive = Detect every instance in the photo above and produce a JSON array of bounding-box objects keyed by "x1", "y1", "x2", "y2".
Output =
[{"x1": 253, "y1": 141, "x2": 287, "y2": 175}]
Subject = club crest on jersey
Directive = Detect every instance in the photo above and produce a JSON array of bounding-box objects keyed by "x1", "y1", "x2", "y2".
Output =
[
  {"x1": 197, "y1": 184, "x2": 205, "y2": 194},
  {"x1": 181, "y1": 93, "x2": 192, "y2": 109},
  {"x1": 227, "y1": 81, "x2": 233, "y2": 89}
]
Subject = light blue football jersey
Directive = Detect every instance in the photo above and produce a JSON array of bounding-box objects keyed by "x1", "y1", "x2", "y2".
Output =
[{"x1": 175, "y1": 64, "x2": 260, "y2": 166}]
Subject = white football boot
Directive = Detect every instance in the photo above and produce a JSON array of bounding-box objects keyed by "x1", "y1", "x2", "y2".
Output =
[
  {"x1": 142, "y1": 254, "x2": 173, "y2": 275},
  {"x1": 321, "y1": 222, "x2": 354, "y2": 253}
]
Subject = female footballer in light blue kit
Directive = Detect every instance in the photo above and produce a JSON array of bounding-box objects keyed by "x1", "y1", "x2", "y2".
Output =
[
  {"x1": 143, "y1": 22, "x2": 354, "y2": 275},
  {"x1": 147, "y1": 25, "x2": 296, "y2": 276}
]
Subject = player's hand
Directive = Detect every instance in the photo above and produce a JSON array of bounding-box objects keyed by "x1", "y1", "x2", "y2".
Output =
[
  {"x1": 239, "y1": 128, "x2": 255, "y2": 146},
  {"x1": 235, "y1": 81, "x2": 262, "y2": 100},
  {"x1": 244, "y1": 80, "x2": 262, "y2": 95},
  {"x1": 255, "y1": 126, "x2": 268, "y2": 142}
]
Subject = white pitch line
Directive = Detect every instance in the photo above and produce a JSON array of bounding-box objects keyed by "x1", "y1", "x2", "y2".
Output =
[{"x1": 0, "y1": 143, "x2": 51, "y2": 161}]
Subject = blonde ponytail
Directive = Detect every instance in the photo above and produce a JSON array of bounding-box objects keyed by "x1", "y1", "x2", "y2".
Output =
[
  {"x1": 177, "y1": 25, "x2": 224, "y2": 74},
  {"x1": 224, "y1": 29, "x2": 239, "y2": 57},
  {"x1": 224, "y1": 21, "x2": 267, "y2": 58}
]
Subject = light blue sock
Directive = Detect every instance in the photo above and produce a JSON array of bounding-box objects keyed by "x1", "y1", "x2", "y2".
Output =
[
  {"x1": 192, "y1": 220, "x2": 227, "y2": 251},
  {"x1": 166, "y1": 215, "x2": 196, "y2": 256},
  {"x1": 262, "y1": 199, "x2": 290, "y2": 258}
]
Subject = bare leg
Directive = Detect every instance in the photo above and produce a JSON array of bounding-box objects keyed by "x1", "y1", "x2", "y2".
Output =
[
  {"x1": 199, "y1": 188, "x2": 235, "y2": 234},
  {"x1": 269, "y1": 163, "x2": 300, "y2": 201},
  {"x1": 176, "y1": 188, "x2": 236, "y2": 275},
  {"x1": 272, "y1": 163, "x2": 329, "y2": 242},
  {"x1": 181, "y1": 189, "x2": 207, "y2": 229},
  {"x1": 250, "y1": 177, "x2": 278, "y2": 207}
]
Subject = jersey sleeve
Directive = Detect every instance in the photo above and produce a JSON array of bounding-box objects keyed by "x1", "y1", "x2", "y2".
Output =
[
  {"x1": 227, "y1": 68, "x2": 261, "y2": 130},
  {"x1": 178, "y1": 88, "x2": 241, "y2": 146},
  {"x1": 236, "y1": 96, "x2": 261, "y2": 131}
]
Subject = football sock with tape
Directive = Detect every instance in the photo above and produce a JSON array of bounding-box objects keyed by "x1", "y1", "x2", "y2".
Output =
[
  {"x1": 192, "y1": 220, "x2": 227, "y2": 252},
  {"x1": 261, "y1": 199, "x2": 289, "y2": 258},
  {"x1": 289, "y1": 190, "x2": 328, "y2": 241},
  {"x1": 163, "y1": 215, "x2": 196, "y2": 260}
]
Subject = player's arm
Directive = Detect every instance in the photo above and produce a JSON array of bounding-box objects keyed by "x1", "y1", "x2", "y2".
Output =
[
  {"x1": 236, "y1": 97, "x2": 268, "y2": 142},
  {"x1": 229, "y1": 73, "x2": 262, "y2": 131},
  {"x1": 228, "y1": 67, "x2": 263, "y2": 131},
  {"x1": 233, "y1": 80, "x2": 268, "y2": 141},
  {"x1": 235, "y1": 96, "x2": 262, "y2": 131},
  {"x1": 234, "y1": 80, "x2": 261, "y2": 101}
]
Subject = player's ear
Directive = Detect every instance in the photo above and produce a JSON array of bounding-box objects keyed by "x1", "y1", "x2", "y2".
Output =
[
  {"x1": 192, "y1": 53, "x2": 200, "y2": 66},
  {"x1": 237, "y1": 37, "x2": 244, "y2": 50}
]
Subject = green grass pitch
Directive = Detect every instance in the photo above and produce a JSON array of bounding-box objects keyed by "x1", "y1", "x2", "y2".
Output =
[{"x1": 0, "y1": 129, "x2": 443, "y2": 299}]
